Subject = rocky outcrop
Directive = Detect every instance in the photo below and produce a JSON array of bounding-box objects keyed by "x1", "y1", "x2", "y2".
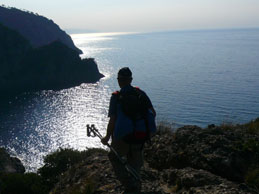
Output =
[
  {"x1": 0, "y1": 5, "x2": 82, "y2": 54},
  {"x1": 144, "y1": 125, "x2": 259, "y2": 183},
  {"x1": 0, "y1": 147, "x2": 25, "y2": 173},
  {"x1": 50, "y1": 123, "x2": 258, "y2": 193},
  {"x1": 162, "y1": 168, "x2": 255, "y2": 194},
  {"x1": 50, "y1": 150, "x2": 169, "y2": 193},
  {"x1": 50, "y1": 149, "x2": 257, "y2": 194}
]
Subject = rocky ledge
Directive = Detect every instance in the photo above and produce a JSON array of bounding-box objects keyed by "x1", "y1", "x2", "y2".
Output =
[
  {"x1": 51, "y1": 120, "x2": 259, "y2": 193},
  {"x1": 1, "y1": 119, "x2": 258, "y2": 193},
  {"x1": 51, "y1": 151, "x2": 257, "y2": 194}
]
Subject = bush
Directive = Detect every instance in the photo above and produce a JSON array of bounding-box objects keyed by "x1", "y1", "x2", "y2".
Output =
[
  {"x1": 245, "y1": 168, "x2": 259, "y2": 190},
  {"x1": 245, "y1": 118, "x2": 259, "y2": 135},
  {"x1": 38, "y1": 148, "x2": 86, "y2": 188},
  {"x1": 219, "y1": 118, "x2": 259, "y2": 135},
  {"x1": 37, "y1": 148, "x2": 106, "y2": 189},
  {"x1": 0, "y1": 173, "x2": 48, "y2": 194},
  {"x1": 54, "y1": 178, "x2": 96, "y2": 194},
  {"x1": 242, "y1": 139, "x2": 259, "y2": 156}
]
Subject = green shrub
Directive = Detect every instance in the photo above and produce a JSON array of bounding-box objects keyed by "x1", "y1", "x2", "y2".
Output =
[
  {"x1": 242, "y1": 139, "x2": 259, "y2": 155},
  {"x1": 63, "y1": 178, "x2": 96, "y2": 194},
  {"x1": 219, "y1": 118, "x2": 259, "y2": 135},
  {"x1": 83, "y1": 181, "x2": 95, "y2": 194},
  {"x1": 245, "y1": 168, "x2": 259, "y2": 190},
  {"x1": 38, "y1": 148, "x2": 85, "y2": 188},
  {"x1": 245, "y1": 118, "x2": 259, "y2": 135},
  {"x1": 0, "y1": 173, "x2": 48, "y2": 194},
  {"x1": 38, "y1": 148, "x2": 106, "y2": 189},
  {"x1": 220, "y1": 123, "x2": 235, "y2": 131}
]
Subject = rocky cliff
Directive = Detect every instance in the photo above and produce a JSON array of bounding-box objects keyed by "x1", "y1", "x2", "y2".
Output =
[
  {"x1": 49, "y1": 122, "x2": 258, "y2": 194},
  {"x1": 0, "y1": 10, "x2": 103, "y2": 98},
  {"x1": 0, "y1": 5, "x2": 82, "y2": 54}
]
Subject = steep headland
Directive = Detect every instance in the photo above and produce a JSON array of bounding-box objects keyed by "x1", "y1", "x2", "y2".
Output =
[
  {"x1": 0, "y1": 7, "x2": 104, "y2": 98},
  {"x1": 0, "y1": 5, "x2": 82, "y2": 53},
  {"x1": 0, "y1": 118, "x2": 258, "y2": 193}
]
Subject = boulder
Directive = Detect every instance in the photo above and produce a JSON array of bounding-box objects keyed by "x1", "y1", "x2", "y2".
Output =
[
  {"x1": 0, "y1": 147, "x2": 25, "y2": 173},
  {"x1": 144, "y1": 125, "x2": 259, "y2": 183},
  {"x1": 163, "y1": 168, "x2": 257, "y2": 193}
]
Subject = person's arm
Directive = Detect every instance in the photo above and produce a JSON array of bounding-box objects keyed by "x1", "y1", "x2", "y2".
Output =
[
  {"x1": 141, "y1": 90, "x2": 156, "y2": 117},
  {"x1": 101, "y1": 93, "x2": 117, "y2": 145},
  {"x1": 150, "y1": 107, "x2": 156, "y2": 117},
  {"x1": 101, "y1": 115, "x2": 116, "y2": 145}
]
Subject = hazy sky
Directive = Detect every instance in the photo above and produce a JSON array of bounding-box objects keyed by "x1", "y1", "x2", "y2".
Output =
[{"x1": 2, "y1": 0, "x2": 259, "y2": 32}]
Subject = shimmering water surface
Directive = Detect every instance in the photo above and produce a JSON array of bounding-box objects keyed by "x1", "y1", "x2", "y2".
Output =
[{"x1": 0, "y1": 29, "x2": 259, "y2": 171}]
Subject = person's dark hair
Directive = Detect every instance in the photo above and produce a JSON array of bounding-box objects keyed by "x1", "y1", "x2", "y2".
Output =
[{"x1": 117, "y1": 67, "x2": 132, "y2": 79}]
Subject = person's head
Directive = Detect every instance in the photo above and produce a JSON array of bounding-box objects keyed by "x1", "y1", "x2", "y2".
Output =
[{"x1": 117, "y1": 67, "x2": 133, "y2": 88}]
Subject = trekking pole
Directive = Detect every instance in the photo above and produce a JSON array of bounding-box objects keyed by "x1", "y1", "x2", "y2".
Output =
[{"x1": 86, "y1": 124, "x2": 140, "y2": 181}]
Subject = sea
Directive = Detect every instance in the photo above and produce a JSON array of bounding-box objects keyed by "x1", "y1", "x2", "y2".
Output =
[{"x1": 0, "y1": 28, "x2": 259, "y2": 172}]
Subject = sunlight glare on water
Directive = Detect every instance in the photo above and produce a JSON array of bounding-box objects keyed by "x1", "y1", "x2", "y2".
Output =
[
  {"x1": 3, "y1": 81, "x2": 113, "y2": 171},
  {"x1": 1, "y1": 33, "x2": 124, "y2": 171},
  {"x1": 72, "y1": 32, "x2": 137, "y2": 58}
]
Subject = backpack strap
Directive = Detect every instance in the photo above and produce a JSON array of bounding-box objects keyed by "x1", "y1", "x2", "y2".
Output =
[
  {"x1": 112, "y1": 91, "x2": 120, "y2": 95},
  {"x1": 143, "y1": 113, "x2": 150, "y2": 142}
]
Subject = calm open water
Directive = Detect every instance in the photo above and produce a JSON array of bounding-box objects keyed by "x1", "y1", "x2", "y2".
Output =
[{"x1": 0, "y1": 29, "x2": 259, "y2": 171}]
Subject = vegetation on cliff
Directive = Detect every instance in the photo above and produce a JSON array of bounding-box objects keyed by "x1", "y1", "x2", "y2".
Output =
[{"x1": 0, "y1": 118, "x2": 258, "y2": 193}]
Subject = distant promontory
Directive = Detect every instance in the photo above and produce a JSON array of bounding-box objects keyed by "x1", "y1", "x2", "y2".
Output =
[
  {"x1": 0, "y1": 5, "x2": 104, "y2": 98},
  {"x1": 0, "y1": 5, "x2": 82, "y2": 54}
]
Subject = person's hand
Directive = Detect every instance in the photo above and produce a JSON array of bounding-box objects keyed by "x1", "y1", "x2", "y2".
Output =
[{"x1": 101, "y1": 135, "x2": 110, "y2": 145}]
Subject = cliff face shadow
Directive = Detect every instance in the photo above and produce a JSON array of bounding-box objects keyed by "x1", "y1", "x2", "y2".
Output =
[{"x1": 0, "y1": 23, "x2": 103, "y2": 99}]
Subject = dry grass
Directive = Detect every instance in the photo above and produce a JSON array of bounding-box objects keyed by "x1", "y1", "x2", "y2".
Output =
[
  {"x1": 219, "y1": 117, "x2": 259, "y2": 135},
  {"x1": 244, "y1": 118, "x2": 259, "y2": 135},
  {"x1": 156, "y1": 121, "x2": 175, "y2": 134},
  {"x1": 245, "y1": 168, "x2": 259, "y2": 191}
]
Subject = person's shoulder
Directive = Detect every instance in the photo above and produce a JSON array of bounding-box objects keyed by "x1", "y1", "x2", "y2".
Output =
[
  {"x1": 110, "y1": 91, "x2": 120, "y2": 101},
  {"x1": 134, "y1": 86, "x2": 143, "y2": 92},
  {"x1": 112, "y1": 91, "x2": 120, "y2": 96},
  {"x1": 134, "y1": 86, "x2": 147, "y2": 95}
]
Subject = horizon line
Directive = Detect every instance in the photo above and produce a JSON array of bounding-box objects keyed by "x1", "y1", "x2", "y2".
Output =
[{"x1": 67, "y1": 26, "x2": 259, "y2": 36}]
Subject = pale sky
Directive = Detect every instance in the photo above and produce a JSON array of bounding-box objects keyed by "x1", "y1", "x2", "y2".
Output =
[{"x1": 1, "y1": 0, "x2": 259, "y2": 32}]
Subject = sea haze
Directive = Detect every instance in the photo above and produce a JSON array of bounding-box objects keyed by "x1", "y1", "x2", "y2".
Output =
[{"x1": 0, "y1": 28, "x2": 259, "y2": 171}]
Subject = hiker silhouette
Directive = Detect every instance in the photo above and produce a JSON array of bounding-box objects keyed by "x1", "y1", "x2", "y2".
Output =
[{"x1": 101, "y1": 67, "x2": 156, "y2": 193}]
